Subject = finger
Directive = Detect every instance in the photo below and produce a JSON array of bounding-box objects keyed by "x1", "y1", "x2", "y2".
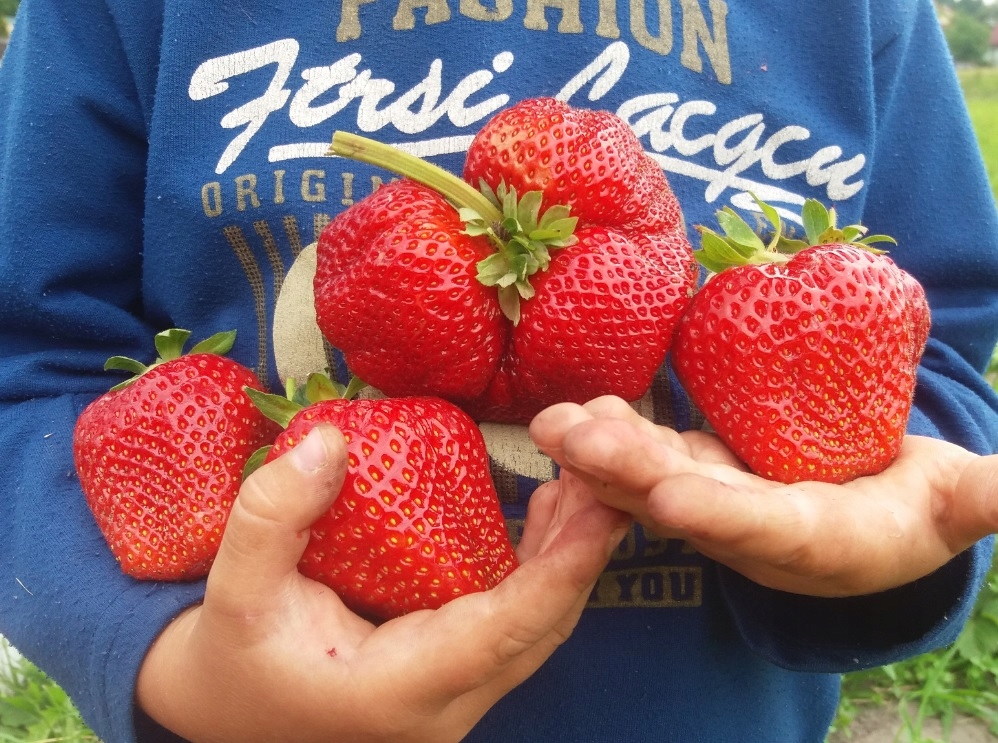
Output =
[
  {"x1": 679, "y1": 429, "x2": 750, "y2": 468},
  {"x1": 645, "y1": 468, "x2": 945, "y2": 596},
  {"x1": 949, "y1": 453, "x2": 998, "y2": 547},
  {"x1": 646, "y1": 471, "x2": 807, "y2": 555},
  {"x1": 556, "y1": 418, "x2": 744, "y2": 518},
  {"x1": 548, "y1": 419, "x2": 694, "y2": 534},
  {"x1": 565, "y1": 431, "x2": 817, "y2": 576},
  {"x1": 516, "y1": 481, "x2": 560, "y2": 561},
  {"x1": 528, "y1": 402, "x2": 594, "y2": 457},
  {"x1": 583, "y1": 395, "x2": 686, "y2": 449},
  {"x1": 532, "y1": 469, "x2": 631, "y2": 556},
  {"x1": 205, "y1": 425, "x2": 348, "y2": 618},
  {"x1": 642, "y1": 472, "x2": 859, "y2": 594},
  {"x1": 408, "y1": 477, "x2": 629, "y2": 702},
  {"x1": 559, "y1": 417, "x2": 681, "y2": 491}
]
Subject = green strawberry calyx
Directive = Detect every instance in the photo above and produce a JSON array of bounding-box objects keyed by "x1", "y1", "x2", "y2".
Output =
[
  {"x1": 242, "y1": 373, "x2": 368, "y2": 479},
  {"x1": 328, "y1": 131, "x2": 578, "y2": 325},
  {"x1": 104, "y1": 328, "x2": 236, "y2": 392},
  {"x1": 464, "y1": 180, "x2": 578, "y2": 324},
  {"x1": 694, "y1": 195, "x2": 896, "y2": 274}
]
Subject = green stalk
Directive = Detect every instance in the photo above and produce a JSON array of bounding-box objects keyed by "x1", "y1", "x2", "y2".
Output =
[{"x1": 328, "y1": 131, "x2": 503, "y2": 224}]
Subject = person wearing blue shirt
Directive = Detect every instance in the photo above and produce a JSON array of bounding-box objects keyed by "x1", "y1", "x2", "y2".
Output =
[{"x1": 1, "y1": 0, "x2": 997, "y2": 740}]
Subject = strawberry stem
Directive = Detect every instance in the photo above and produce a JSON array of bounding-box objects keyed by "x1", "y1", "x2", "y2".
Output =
[
  {"x1": 245, "y1": 373, "x2": 369, "y2": 429},
  {"x1": 328, "y1": 131, "x2": 580, "y2": 325},
  {"x1": 329, "y1": 131, "x2": 503, "y2": 224}
]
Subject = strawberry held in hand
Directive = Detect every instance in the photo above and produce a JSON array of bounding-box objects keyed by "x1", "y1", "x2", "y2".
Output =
[
  {"x1": 246, "y1": 375, "x2": 518, "y2": 621},
  {"x1": 315, "y1": 97, "x2": 697, "y2": 423},
  {"x1": 73, "y1": 330, "x2": 280, "y2": 580},
  {"x1": 672, "y1": 198, "x2": 930, "y2": 484}
]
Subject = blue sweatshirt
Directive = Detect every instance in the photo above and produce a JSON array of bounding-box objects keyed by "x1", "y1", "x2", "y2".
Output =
[{"x1": 1, "y1": 0, "x2": 997, "y2": 741}]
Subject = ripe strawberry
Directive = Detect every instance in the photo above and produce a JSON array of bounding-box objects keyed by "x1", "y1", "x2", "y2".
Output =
[
  {"x1": 672, "y1": 198, "x2": 930, "y2": 484},
  {"x1": 317, "y1": 97, "x2": 697, "y2": 423},
  {"x1": 462, "y1": 96, "x2": 684, "y2": 235},
  {"x1": 73, "y1": 329, "x2": 280, "y2": 580},
  {"x1": 246, "y1": 375, "x2": 518, "y2": 621}
]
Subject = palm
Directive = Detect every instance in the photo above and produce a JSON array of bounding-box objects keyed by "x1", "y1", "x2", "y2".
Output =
[{"x1": 138, "y1": 428, "x2": 629, "y2": 743}]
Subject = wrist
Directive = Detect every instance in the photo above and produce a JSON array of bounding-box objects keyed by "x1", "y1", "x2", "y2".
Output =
[{"x1": 135, "y1": 605, "x2": 202, "y2": 739}]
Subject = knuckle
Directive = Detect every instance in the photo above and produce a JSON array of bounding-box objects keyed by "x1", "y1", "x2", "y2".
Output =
[{"x1": 238, "y1": 477, "x2": 286, "y2": 525}]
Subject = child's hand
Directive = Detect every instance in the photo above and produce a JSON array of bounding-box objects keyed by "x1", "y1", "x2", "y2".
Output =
[
  {"x1": 137, "y1": 425, "x2": 629, "y2": 743},
  {"x1": 530, "y1": 396, "x2": 993, "y2": 598}
]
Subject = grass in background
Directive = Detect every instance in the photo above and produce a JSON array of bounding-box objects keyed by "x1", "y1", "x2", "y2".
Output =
[
  {"x1": 0, "y1": 639, "x2": 95, "y2": 742},
  {"x1": 959, "y1": 67, "x2": 998, "y2": 197},
  {"x1": 831, "y1": 553, "x2": 998, "y2": 741}
]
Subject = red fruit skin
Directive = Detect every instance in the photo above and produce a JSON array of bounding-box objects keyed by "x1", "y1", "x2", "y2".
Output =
[
  {"x1": 465, "y1": 227, "x2": 699, "y2": 423},
  {"x1": 459, "y1": 98, "x2": 697, "y2": 421},
  {"x1": 315, "y1": 179, "x2": 507, "y2": 402},
  {"x1": 265, "y1": 396, "x2": 518, "y2": 621},
  {"x1": 73, "y1": 355, "x2": 280, "y2": 580},
  {"x1": 316, "y1": 98, "x2": 697, "y2": 423},
  {"x1": 463, "y1": 97, "x2": 683, "y2": 234},
  {"x1": 672, "y1": 245, "x2": 931, "y2": 484}
]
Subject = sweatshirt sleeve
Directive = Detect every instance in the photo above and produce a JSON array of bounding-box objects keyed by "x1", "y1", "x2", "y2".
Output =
[
  {"x1": 719, "y1": 0, "x2": 998, "y2": 673},
  {"x1": 0, "y1": 1, "x2": 204, "y2": 741}
]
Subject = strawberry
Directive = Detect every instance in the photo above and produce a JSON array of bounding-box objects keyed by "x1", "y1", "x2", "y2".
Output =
[
  {"x1": 246, "y1": 375, "x2": 518, "y2": 621},
  {"x1": 316, "y1": 97, "x2": 697, "y2": 423},
  {"x1": 462, "y1": 96, "x2": 685, "y2": 235},
  {"x1": 73, "y1": 329, "x2": 280, "y2": 580},
  {"x1": 672, "y1": 198, "x2": 930, "y2": 484}
]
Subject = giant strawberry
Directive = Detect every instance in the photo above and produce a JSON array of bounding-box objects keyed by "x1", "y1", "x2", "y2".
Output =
[
  {"x1": 246, "y1": 375, "x2": 518, "y2": 621},
  {"x1": 73, "y1": 329, "x2": 280, "y2": 580},
  {"x1": 316, "y1": 97, "x2": 697, "y2": 423},
  {"x1": 672, "y1": 198, "x2": 930, "y2": 484}
]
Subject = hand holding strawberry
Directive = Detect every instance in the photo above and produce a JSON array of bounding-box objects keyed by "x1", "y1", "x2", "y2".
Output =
[
  {"x1": 137, "y1": 424, "x2": 630, "y2": 743},
  {"x1": 530, "y1": 396, "x2": 982, "y2": 598},
  {"x1": 73, "y1": 329, "x2": 280, "y2": 580},
  {"x1": 672, "y1": 198, "x2": 930, "y2": 484},
  {"x1": 246, "y1": 375, "x2": 518, "y2": 620},
  {"x1": 315, "y1": 98, "x2": 698, "y2": 423}
]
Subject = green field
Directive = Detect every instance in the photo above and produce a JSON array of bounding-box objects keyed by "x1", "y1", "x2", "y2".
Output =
[
  {"x1": 962, "y1": 67, "x2": 998, "y2": 391},
  {"x1": 961, "y1": 67, "x2": 998, "y2": 197}
]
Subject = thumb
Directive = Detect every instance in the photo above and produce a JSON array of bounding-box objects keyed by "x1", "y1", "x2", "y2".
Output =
[
  {"x1": 205, "y1": 425, "x2": 348, "y2": 618},
  {"x1": 951, "y1": 453, "x2": 998, "y2": 547}
]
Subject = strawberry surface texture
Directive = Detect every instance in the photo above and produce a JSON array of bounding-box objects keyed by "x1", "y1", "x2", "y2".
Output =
[
  {"x1": 316, "y1": 97, "x2": 698, "y2": 423},
  {"x1": 74, "y1": 331, "x2": 279, "y2": 580},
  {"x1": 673, "y1": 216, "x2": 930, "y2": 484},
  {"x1": 264, "y1": 394, "x2": 518, "y2": 621}
]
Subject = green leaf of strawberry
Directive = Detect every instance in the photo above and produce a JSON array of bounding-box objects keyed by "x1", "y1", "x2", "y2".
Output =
[
  {"x1": 73, "y1": 329, "x2": 281, "y2": 580},
  {"x1": 673, "y1": 198, "x2": 929, "y2": 484},
  {"x1": 104, "y1": 329, "x2": 237, "y2": 392}
]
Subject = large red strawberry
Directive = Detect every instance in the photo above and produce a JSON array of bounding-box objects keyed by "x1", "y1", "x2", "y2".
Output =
[
  {"x1": 73, "y1": 329, "x2": 280, "y2": 580},
  {"x1": 246, "y1": 375, "x2": 518, "y2": 621},
  {"x1": 316, "y1": 97, "x2": 697, "y2": 423},
  {"x1": 672, "y1": 198, "x2": 930, "y2": 484}
]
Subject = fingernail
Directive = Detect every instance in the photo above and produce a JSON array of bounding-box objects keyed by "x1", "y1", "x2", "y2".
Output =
[{"x1": 289, "y1": 428, "x2": 328, "y2": 473}]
